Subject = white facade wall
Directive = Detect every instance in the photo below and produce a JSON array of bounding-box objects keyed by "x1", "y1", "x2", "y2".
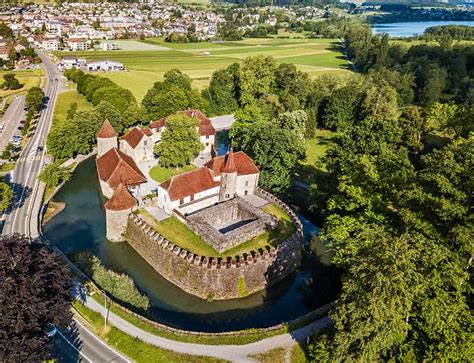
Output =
[
  {"x1": 157, "y1": 185, "x2": 220, "y2": 214},
  {"x1": 178, "y1": 193, "x2": 220, "y2": 216},
  {"x1": 200, "y1": 134, "x2": 215, "y2": 153},
  {"x1": 235, "y1": 174, "x2": 258, "y2": 197},
  {"x1": 97, "y1": 137, "x2": 117, "y2": 157}
]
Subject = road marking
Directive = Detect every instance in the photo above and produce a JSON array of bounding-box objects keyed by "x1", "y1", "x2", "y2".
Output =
[
  {"x1": 56, "y1": 329, "x2": 92, "y2": 363},
  {"x1": 73, "y1": 318, "x2": 132, "y2": 363}
]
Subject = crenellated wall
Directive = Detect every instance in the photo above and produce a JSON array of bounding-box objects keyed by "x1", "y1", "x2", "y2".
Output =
[{"x1": 125, "y1": 191, "x2": 304, "y2": 300}]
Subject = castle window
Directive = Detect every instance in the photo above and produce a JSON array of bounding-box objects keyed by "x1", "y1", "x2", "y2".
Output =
[
  {"x1": 206, "y1": 135, "x2": 209, "y2": 139},
  {"x1": 180, "y1": 198, "x2": 184, "y2": 205},
  {"x1": 245, "y1": 181, "x2": 249, "y2": 186},
  {"x1": 225, "y1": 194, "x2": 229, "y2": 198},
  {"x1": 244, "y1": 190, "x2": 248, "y2": 195},
  {"x1": 206, "y1": 142, "x2": 209, "y2": 146}
]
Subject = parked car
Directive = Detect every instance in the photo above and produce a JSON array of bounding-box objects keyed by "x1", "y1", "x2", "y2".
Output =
[
  {"x1": 0, "y1": 124, "x2": 4, "y2": 131},
  {"x1": 19, "y1": 120, "x2": 26, "y2": 125},
  {"x1": 17, "y1": 126, "x2": 24, "y2": 131},
  {"x1": 36, "y1": 146, "x2": 43, "y2": 152}
]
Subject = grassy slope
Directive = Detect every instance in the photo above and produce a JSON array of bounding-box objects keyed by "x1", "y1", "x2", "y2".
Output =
[
  {"x1": 148, "y1": 164, "x2": 197, "y2": 183},
  {"x1": 0, "y1": 69, "x2": 42, "y2": 98},
  {"x1": 55, "y1": 38, "x2": 350, "y2": 101},
  {"x1": 251, "y1": 347, "x2": 287, "y2": 363},
  {"x1": 137, "y1": 202, "x2": 295, "y2": 258},
  {"x1": 73, "y1": 301, "x2": 226, "y2": 363}
]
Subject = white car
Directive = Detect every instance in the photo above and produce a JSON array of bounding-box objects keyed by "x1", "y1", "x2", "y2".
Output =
[{"x1": 0, "y1": 124, "x2": 4, "y2": 131}]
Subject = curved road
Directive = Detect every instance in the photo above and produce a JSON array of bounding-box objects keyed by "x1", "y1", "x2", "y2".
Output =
[{"x1": 1, "y1": 52, "x2": 129, "y2": 363}]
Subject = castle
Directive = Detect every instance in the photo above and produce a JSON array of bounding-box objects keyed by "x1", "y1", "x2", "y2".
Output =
[
  {"x1": 94, "y1": 110, "x2": 304, "y2": 300},
  {"x1": 95, "y1": 110, "x2": 260, "y2": 241}
]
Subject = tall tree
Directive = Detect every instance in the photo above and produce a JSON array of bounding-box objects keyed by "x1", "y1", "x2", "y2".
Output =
[
  {"x1": 239, "y1": 55, "x2": 276, "y2": 106},
  {"x1": 154, "y1": 114, "x2": 202, "y2": 167},
  {"x1": 0, "y1": 235, "x2": 73, "y2": 361}
]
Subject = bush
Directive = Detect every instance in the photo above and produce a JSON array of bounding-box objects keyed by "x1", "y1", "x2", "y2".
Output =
[{"x1": 72, "y1": 252, "x2": 150, "y2": 311}]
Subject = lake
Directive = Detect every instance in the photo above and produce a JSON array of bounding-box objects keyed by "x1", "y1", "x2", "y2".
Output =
[{"x1": 371, "y1": 21, "x2": 474, "y2": 37}]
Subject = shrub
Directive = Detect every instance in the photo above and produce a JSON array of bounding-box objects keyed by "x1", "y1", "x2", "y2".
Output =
[{"x1": 72, "y1": 252, "x2": 150, "y2": 311}]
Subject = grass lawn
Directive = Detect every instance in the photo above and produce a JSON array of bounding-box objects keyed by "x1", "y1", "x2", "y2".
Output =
[
  {"x1": 137, "y1": 202, "x2": 295, "y2": 258},
  {"x1": 251, "y1": 347, "x2": 286, "y2": 363},
  {"x1": 54, "y1": 37, "x2": 350, "y2": 101},
  {"x1": 294, "y1": 129, "x2": 338, "y2": 185},
  {"x1": 52, "y1": 89, "x2": 93, "y2": 126},
  {"x1": 149, "y1": 164, "x2": 197, "y2": 183},
  {"x1": 0, "y1": 69, "x2": 43, "y2": 98},
  {"x1": 72, "y1": 301, "x2": 226, "y2": 363}
]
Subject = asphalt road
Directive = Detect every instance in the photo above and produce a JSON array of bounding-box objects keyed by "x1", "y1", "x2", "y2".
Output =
[
  {"x1": 1, "y1": 52, "x2": 131, "y2": 363},
  {"x1": 2, "y1": 50, "x2": 60, "y2": 237},
  {"x1": 53, "y1": 318, "x2": 130, "y2": 363},
  {"x1": 0, "y1": 96, "x2": 26, "y2": 154}
]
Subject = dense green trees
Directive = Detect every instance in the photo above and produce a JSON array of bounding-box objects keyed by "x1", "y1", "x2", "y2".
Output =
[
  {"x1": 141, "y1": 69, "x2": 206, "y2": 120},
  {"x1": 25, "y1": 86, "x2": 44, "y2": 121},
  {"x1": 154, "y1": 114, "x2": 203, "y2": 167},
  {"x1": 307, "y1": 85, "x2": 473, "y2": 362},
  {"x1": 0, "y1": 234, "x2": 73, "y2": 361}
]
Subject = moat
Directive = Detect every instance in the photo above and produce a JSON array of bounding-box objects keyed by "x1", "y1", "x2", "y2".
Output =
[{"x1": 44, "y1": 154, "x2": 340, "y2": 332}]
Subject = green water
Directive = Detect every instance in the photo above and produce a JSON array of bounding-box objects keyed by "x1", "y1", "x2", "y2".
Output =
[{"x1": 44, "y1": 157, "x2": 340, "y2": 332}]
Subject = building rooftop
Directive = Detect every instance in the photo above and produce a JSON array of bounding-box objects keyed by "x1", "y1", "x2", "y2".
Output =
[
  {"x1": 104, "y1": 183, "x2": 137, "y2": 211},
  {"x1": 160, "y1": 167, "x2": 219, "y2": 201},
  {"x1": 96, "y1": 147, "x2": 146, "y2": 188},
  {"x1": 206, "y1": 151, "x2": 259, "y2": 177},
  {"x1": 97, "y1": 119, "x2": 117, "y2": 139}
]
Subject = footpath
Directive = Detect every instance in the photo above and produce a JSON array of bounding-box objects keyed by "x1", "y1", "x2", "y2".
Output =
[{"x1": 82, "y1": 295, "x2": 330, "y2": 363}]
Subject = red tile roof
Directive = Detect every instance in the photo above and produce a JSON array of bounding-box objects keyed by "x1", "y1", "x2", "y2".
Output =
[
  {"x1": 104, "y1": 183, "x2": 137, "y2": 211},
  {"x1": 222, "y1": 148, "x2": 237, "y2": 173},
  {"x1": 97, "y1": 120, "x2": 117, "y2": 138},
  {"x1": 149, "y1": 110, "x2": 216, "y2": 136},
  {"x1": 123, "y1": 127, "x2": 145, "y2": 149},
  {"x1": 149, "y1": 119, "x2": 165, "y2": 130},
  {"x1": 206, "y1": 151, "x2": 259, "y2": 177},
  {"x1": 161, "y1": 168, "x2": 219, "y2": 201},
  {"x1": 142, "y1": 127, "x2": 152, "y2": 136},
  {"x1": 96, "y1": 147, "x2": 146, "y2": 188}
]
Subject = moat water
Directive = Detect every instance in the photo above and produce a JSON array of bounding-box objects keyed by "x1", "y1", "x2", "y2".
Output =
[{"x1": 44, "y1": 133, "x2": 340, "y2": 332}]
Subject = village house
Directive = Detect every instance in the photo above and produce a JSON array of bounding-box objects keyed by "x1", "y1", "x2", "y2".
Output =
[{"x1": 67, "y1": 38, "x2": 90, "y2": 51}]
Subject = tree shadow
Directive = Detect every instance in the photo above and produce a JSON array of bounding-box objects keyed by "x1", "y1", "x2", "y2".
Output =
[
  {"x1": 4, "y1": 180, "x2": 33, "y2": 216},
  {"x1": 51, "y1": 321, "x2": 82, "y2": 363}
]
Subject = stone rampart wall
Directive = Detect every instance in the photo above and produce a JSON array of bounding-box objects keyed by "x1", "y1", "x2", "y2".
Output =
[{"x1": 125, "y1": 191, "x2": 304, "y2": 300}]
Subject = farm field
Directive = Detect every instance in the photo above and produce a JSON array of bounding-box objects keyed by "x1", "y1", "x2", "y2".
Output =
[
  {"x1": 0, "y1": 69, "x2": 43, "y2": 99},
  {"x1": 55, "y1": 37, "x2": 350, "y2": 101}
]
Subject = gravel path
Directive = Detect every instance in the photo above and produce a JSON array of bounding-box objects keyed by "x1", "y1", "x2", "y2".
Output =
[{"x1": 83, "y1": 296, "x2": 330, "y2": 362}]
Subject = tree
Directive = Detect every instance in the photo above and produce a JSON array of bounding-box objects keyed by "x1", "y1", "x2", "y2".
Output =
[
  {"x1": 0, "y1": 182, "x2": 12, "y2": 212},
  {"x1": 232, "y1": 119, "x2": 304, "y2": 194},
  {"x1": 154, "y1": 114, "x2": 202, "y2": 167},
  {"x1": 321, "y1": 85, "x2": 361, "y2": 130},
  {"x1": 203, "y1": 68, "x2": 239, "y2": 116},
  {"x1": 38, "y1": 162, "x2": 72, "y2": 188},
  {"x1": 0, "y1": 235, "x2": 73, "y2": 361},
  {"x1": 273, "y1": 110, "x2": 308, "y2": 141},
  {"x1": 2, "y1": 73, "x2": 21, "y2": 90},
  {"x1": 239, "y1": 55, "x2": 276, "y2": 106},
  {"x1": 25, "y1": 86, "x2": 44, "y2": 113},
  {"x1": 229, "y1": 104, "x2": 268, "y2": 151}
]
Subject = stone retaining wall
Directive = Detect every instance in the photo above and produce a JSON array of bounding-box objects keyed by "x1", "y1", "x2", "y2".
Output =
[{"x1": 125, "y1": 191, "x2": 304, "y2": 300}]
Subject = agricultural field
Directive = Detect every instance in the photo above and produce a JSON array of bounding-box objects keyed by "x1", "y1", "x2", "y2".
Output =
[
  {"x1": 55, "y1": 37, "x2": 350, "y2": 101},
  {"x1": 0, "y1": 69, "x2": 43, "y2": 99}
]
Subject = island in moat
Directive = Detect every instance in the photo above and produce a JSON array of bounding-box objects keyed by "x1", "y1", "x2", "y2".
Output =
[{"x1": 95, "y1": 110, "x2": 304, "y2": 300}]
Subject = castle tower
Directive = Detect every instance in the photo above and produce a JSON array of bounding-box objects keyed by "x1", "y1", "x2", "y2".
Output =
[
  {"x1": 97, "y1": 119, "x2": 118, "y2": 157},
  {"x1": 219, "y1": 148, "x2": 238, "y2": 202},
  {"x1": 104, "y1": 183, "x2": 137, "y2": 242}
]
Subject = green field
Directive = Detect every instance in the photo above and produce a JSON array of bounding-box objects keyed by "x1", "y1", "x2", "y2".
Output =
[
  {"x1": 0, "y1": 69, "x2": 43, "y2": 99},
  {"x1": 55, "y1": 37, "x2": 350, "y2": 101},
  {"x1": 52, "y1": 89, "x2": 93, "y2": 126}
]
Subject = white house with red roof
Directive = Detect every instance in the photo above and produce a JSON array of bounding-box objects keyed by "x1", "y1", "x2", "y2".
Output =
[
  {"x1": 157, "y1": 149, "x2": 259, "y2": 216},
  {"x1": 120, "y1": 126, "x2": 154, "y2": 162}
]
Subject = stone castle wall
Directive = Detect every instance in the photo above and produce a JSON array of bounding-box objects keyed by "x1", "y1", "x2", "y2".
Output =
[
  {"x1": 186, "y1": 198, "x2": 277, "y2": 253},
  {"x1": 125, "y1": 191, "x2": 304, "y2": 300}
]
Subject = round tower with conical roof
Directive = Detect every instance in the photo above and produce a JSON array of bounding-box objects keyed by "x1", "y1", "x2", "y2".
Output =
[
  {"x1": 104, "y1": 183, "x2": 137, "y2": 242},
  {"x1": 219, "y1": 148, "x2": 238, "y2": 202},
  {"x1": 97, "y1": 119, "x2": 118, "y2": 157}
]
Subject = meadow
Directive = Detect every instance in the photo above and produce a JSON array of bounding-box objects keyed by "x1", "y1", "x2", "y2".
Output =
[
  {"x1": 55, "y1": 37, "x2": 350, "y2": 101},
  {"x1": 0, "y1": 69, "x2": 43, "y2": 99}
]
